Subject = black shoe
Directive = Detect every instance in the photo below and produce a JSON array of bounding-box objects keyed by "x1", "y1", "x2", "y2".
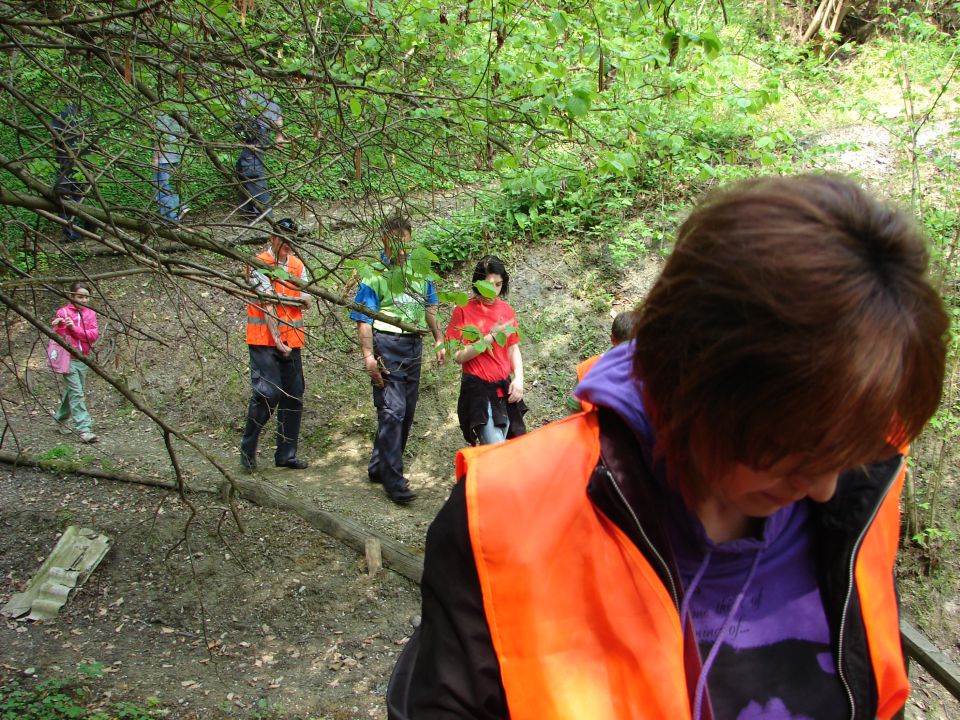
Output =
[
  {"x1": 276, "y1": 457, "x2": 309, "y2": 470},
  {"x1": 240, "y1": 456, "x2": 257, "y2": 471},
  {"x1": 386, "y1": 485, "x2": 417, "y2": 505},
  {"x1": 368, "y1": 472, "x2": 381, "y2": 484}
]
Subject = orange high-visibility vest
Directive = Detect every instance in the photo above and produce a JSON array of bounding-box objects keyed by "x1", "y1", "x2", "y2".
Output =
[
  {"x1": 575, "y1": 354, "x2": 602, "y2": 413},
  {"x1": 576, "y1": 354, "x2": 602, "y2": 381},
  {"x1": 246, "y1": 249, "x2": 306, "y2": 348},
  {"x1": 456, "y1": 412, "x2": 909, "y2": 720}
]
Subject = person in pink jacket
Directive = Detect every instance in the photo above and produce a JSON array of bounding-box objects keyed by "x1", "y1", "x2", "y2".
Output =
[{"x1": 52, "y1": 282, "x2": 99, "y2": 443}]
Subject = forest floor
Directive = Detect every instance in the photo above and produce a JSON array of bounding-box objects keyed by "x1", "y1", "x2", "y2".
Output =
[{"x1": 3, "y1": 83, "x2": 960, "y2": 720}]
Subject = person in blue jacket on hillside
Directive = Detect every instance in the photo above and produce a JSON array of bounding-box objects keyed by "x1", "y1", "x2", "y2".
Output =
[{"x1": 235, "y1": 91, "x2": 284, "y2": 223}]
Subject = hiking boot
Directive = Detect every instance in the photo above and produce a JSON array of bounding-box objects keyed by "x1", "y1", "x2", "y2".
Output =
[
  {"x1": 386, "y1": 484, "x2": 417, "y2": 505},
  {"x1": 276, "y1": 457, "x2": 309, "y2": 470},
  {"x1": 240, "y1": 454, "x2": 257, "y2": 471},
  {"x1": 79, "y1": 432, "x2": 98, "y2": 444},
  {"x1": 57, "y1": 423, "x2": 72, "y2": 435}
]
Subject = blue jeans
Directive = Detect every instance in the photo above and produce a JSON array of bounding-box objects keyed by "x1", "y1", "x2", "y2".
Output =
[
  {"x1": 54, "y1": 360, "x2": 92, "y2": 433},
  {"x1": 475, "y1": 400, "x2": 508, "y2": 445},
  {"x1": 155, "y1": 163, "x2": 181, "y2": 222}
]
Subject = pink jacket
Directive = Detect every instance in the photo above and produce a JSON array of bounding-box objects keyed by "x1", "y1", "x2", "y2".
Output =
[{"x1": 54, "y1": 303, "x2": 99, "y2": 356}]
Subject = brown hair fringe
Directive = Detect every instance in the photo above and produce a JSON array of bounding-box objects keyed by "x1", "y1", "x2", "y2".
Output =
[{"x1": 633, "y1": 174, "x2": 949, "y2": 499}]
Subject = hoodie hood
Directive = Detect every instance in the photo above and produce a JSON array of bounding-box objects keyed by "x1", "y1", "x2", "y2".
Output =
[
  {"x1": 575, "y1": 341, "x2": 654, "y2": 446},
  {"x1": 575, "y1": 340, "x2": 797, "y2": 551}
]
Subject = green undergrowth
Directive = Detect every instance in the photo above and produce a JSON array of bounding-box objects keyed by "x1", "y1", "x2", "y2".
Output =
[{"x1": 0, "y1": 665, "x2": 162, "y2": 720}]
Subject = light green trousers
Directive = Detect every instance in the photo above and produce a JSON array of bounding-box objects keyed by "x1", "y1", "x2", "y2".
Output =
[{"x1": 54, "y1": 359, "x2": 92, "y2": 433}]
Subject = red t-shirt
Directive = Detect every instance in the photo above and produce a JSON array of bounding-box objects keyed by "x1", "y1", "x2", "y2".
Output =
[{"x1": 445, "y1": 297, "x2": 520, "y2": 384}]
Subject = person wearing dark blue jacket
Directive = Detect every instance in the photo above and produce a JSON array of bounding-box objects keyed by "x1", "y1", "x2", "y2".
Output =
[
  {"x1": 51, "y1": 105, "x2": 94, "y2": 242},
  {"x1": 235, "y1": 91, "x2": 283, "y2": 223}
]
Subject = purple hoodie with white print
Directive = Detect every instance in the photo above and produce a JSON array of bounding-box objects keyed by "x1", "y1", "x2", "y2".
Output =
[{"x1": 575, "y1": 341, "x2": 847, "y2": 720}]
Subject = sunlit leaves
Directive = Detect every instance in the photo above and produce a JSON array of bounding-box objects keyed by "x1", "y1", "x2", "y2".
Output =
[
  {"x1": 474, "y1": 279, "x2": 498, "y2": 298},
  {"x1": 564, "y1": 94, "x2": 590, "y2": 118},
  {"x1": 438, "y1": 291, "x2": 470, "y2": 306}
]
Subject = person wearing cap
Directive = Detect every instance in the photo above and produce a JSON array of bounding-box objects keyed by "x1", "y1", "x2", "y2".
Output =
[
  {"x1": 240, "y1": 218, "x2": 310, "y2": 471},
  {"x1": 350, "y1": 216, "x2": 445, "y2": 505}
]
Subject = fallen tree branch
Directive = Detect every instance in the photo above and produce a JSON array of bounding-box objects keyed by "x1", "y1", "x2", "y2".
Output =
[
  {"x1": 0, "y1": 451, "x2": 425, "y2": 584},
  {"x1": 224, "y1": 475, "x2": 424, "y2": 584},
  {"x1": 0, "y1": 450, "x2": 180, "y2": 490}
]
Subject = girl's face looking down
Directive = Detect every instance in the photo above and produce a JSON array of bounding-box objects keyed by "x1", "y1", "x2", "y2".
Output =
[{"x1": 713, "y1": 454, "x2": 841, "y2": 518}]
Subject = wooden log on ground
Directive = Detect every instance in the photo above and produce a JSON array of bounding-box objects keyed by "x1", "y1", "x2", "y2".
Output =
[
  {"x1": 0, "y1": 450, "x2": 180, "y2": 491},
  {"x1": 225, "y1": 475, "x2": 424, "y2": 584},
  {"x1": 900, "y1": 618, "x2": 960, "y2": 702},
  {"x1": 0, "y1": 451, "x2": 426, "y2": 583}
]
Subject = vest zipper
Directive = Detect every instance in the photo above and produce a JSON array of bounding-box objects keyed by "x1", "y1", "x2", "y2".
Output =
[
  {"x1": 603, "y1": 467, "x2": 680, "y2": 609},
  {"x1": 836, "y1": 457, "x2": 903, "y2": 720}
]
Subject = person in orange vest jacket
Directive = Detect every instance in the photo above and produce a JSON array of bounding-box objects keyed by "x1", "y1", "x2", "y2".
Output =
[
  {"x1": 574, "y1": 310, "x2": 639, "y2": 413},
  {"x1": 387, "y1": 175, "x2": 949, "y2": 720},
  {"x1": 240, "y1": 218, "x2": 310, "y2": 471}
]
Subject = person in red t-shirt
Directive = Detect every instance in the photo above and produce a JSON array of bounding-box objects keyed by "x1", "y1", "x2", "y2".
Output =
[{"x1": 446, "y1": 255, "x2": 526, "y2": 445}]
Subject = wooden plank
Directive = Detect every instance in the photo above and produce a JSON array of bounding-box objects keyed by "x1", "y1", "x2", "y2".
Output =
[{"x1": 901, "y1": 619, "x2": 960, "y2": 702}]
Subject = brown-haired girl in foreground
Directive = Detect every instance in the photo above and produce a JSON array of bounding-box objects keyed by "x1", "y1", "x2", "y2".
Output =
[{"x1": 388, "y1": 174, "x2": 949, "y2": 720}]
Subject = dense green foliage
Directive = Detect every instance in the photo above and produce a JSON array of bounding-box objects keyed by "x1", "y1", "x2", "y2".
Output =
[{"x1": 0, "y1": 0, "x2": 791, "y2": 242}]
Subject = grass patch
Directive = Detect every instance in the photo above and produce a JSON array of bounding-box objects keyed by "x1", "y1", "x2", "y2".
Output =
[{"x1": 35, "y1": 446, "x2": 71, "y2": 461}]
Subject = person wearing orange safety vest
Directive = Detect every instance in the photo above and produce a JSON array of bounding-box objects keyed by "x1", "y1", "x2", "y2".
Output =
[
  {"x1": 387, "y1": 175, "x2": 949, "y2": 720},
  {"x1": 573, "y1": 310, "x2": 638, "y2": 414},
  {"x1": 240, "y1": 218, "x2": 311, "y2": 471}
]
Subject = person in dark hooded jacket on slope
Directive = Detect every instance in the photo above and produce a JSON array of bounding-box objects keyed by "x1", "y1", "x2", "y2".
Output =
[{"x1": 387, "y1": 174, "x2": 949, "y2": 720}]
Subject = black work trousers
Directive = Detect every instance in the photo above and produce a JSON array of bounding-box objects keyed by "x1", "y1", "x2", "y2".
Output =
[
  {"x1": 236, "y1": 148, "x2": 272, "y2": 222},
  {"x1": 53, "y1": 173, "x2": 88, "y2": 243},
  {"x1": 240, "y1": 345, "x2": 304, "y2": 467},
  {"x1": 368, "y1": 332, "x2": 422, "y2": 492}
]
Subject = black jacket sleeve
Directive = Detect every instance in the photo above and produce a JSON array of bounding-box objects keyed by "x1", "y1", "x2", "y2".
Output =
[{"x1": 387, "y1": 479, "x2": 509, "y2": 719}]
